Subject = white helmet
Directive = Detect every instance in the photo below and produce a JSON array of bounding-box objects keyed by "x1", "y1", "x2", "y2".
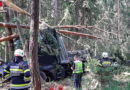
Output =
[
  {"x1": 14, "y1": 49, "x2": 24, "y2": 57},
  {"x1": 102, "y1": 52, "x2": 108, "y2": 58}
]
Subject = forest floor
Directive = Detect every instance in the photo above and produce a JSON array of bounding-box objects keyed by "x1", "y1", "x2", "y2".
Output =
[
  {"x1": 0, "y1": 73, "x2": 88, "y2": 90},
  {"x1": 41, "y1": 73, "x2": 89, "y2": 90},
  {"x1": 0, "y1": 66, "x2": 130, "y2": 90}
]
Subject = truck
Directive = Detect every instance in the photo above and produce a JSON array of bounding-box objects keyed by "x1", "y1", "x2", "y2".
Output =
[{"x1": 38, "y1": 28, "x2": 72, "y2": 81}]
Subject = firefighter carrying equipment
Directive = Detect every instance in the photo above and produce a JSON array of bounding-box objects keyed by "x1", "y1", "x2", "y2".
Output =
[
  {"x1": 3, "y1": 56, "x2": 31, "y2": 90},
  {"x1": 73, "y1": 60, "x2": 83, "y2": 74}
]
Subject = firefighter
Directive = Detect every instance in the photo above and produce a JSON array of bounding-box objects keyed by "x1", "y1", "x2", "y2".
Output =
[
  {"x1": 99, "y1": 52, "x2": 112, "y2": 67},
  {"x1": 71, "y1": 55, "x2": 84, "y2": 90},
  {"x1": 3, "y1": 49, "x2": 31, "y2": 90},
  {"x1": 0, "y1": 59, "x2": 7, "y2": 78}
]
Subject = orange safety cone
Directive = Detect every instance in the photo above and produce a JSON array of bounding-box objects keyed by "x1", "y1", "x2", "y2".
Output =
[{"x1": 58, "y1": 84, "x2": 63, "y2": 90}]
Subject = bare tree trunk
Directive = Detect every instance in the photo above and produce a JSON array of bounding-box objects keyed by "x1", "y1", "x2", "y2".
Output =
[
  {"x1": 53, "y1": 0, "x2": 58, "y2": 25},
  {"x1": 29, "y1": 0, "x2": 41, "y2": 89},
  {"x1": 39, "y1": 0, "x2": 42, "y2": 20},
  {"x1": 5, "y1": 6, "x2": 14, "y2": 61},
  {"x1": 117, "y1": 0, "x2": 120, "y2": 40},
  {"x1": 5, "y1": 41, "x2": 9, "y2": 63},
  {"x1": 74, "y1": 0, "x2": 80, "y2": 24},
  {"x1": 15, "y1": 18, "x2": 29, "y2": 60},
  {"x1": 5, "y1": 6, "x2": 14, "y2": 51}
]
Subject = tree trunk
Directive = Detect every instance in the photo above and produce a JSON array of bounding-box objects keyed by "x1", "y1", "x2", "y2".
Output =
[
  {"x1": 53, "y1": 0, "x2": 58, "y2": 25},
  {"x1": 39, "y1": 0, "x2": 42, "y2": 20},
  {"x1": 29, "y1": 0, "x2": 41, "y2": 89},
  {"x1": 117, "y1": 0, "x2": 120, "y2": 40},
  {"x1": 0, "y1": 34, "x2": 19, "y2": 42},
  {"x1": 16, "y1": 19, "x2": 29, "y2": 60},
  {"x1": 5, "y1": 41, "x2": 9, "y2": 63},
  {"x1": 4, "y1": 5, "x2": 14, "y2": 60},
  {"x1": 5, "y1": 10, "x2": 14, "y2": 51}
]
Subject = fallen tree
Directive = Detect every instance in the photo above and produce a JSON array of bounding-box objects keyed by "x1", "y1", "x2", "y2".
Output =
[
  {"x1": 55, "y1": 25, "x2": 117, "y2": 36},
  {"x1": 0, "y1": 34, "x2": 19, "y2": 42},
  {"x1": 57, "y1": 29, "x2": 101, "y2": 39},
  {"x1": 0, "y1": 22, "x2": 102, "y2": 41},
  {"x1": 0, "y1": 22, "x2": 30, "y2": 29},
  {"x1": 2, "y1": 0, "x2": 30, "y2": 16}
]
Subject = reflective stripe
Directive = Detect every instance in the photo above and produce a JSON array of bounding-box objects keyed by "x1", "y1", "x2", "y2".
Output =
[
  {"x1": 11, "y1": 83, "x2": 31, "y2": 89},
  {"x1": 73, "y1": 61, "x2": 83, "y2": 73},
  {"x1": 10, "y1": 69, "x2": 23, "y2": 72},
  {"x1": 101, "y1": 61, "x2": 111, "y2": 67},
  {"x1": 4, "y1": 74, "x2": 11, "y2": 79},
  {"x1": 102, "y1": 62, "x2": 111, "y2": 65},
  {"x1": 99, "y1": 64, "x2": 102, "y2": 66},
  {"x1": 10, "y1": 69, "x2": 24, "y2": 76},
  {"x1": 11, "y1": 82, "x2": 31, "y2": 87},
  {"x1": 4, "y1": 69, "x2": 10, "y2": 73},
  {"x1": 10, "y1": 66, "x2": 19, "y2": 69},
  {"x1": 24, "y1": 77, "x2": 31, "y2": 80},
  {"x1": 11, "y1": 85, "x2": 31, "y2": 89},
  {"x1": 24, "y1": 79, "x2": 31, "y2": 82},
  {"x1": 24, "y1": 76, "x2": 31, "y2": 82},
  {"x1": 24, "y1": 77, "x2": 31, "y2": 81},
  {"x1": 24, "y1": 69, "x2": 30, "y2": 73},
  {"x1": 5, "y1": 74, "x2": 10, "y2": 78}
]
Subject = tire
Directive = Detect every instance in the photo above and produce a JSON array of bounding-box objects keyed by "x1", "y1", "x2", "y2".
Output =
[
  {"x1": 46, "y1": 76, "x2": 51, "y2": 82},
  {"x1": 40, "y1": 71, "x2": 47, "y2": 81}
]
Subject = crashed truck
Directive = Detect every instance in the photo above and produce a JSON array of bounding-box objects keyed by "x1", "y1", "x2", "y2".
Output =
[
  {"x1": 37, "y1": 28, "x2": 73, "y2": 81},
  {"x1": 38, "y1": 28, "x2": 89, "y2": 81},
  {"x1": 0, "y1": 22, "x2": 89, "y2": 81},
  {"x1": 15, "y1": 28, "x2": 88, "y2": 81},
  {"x1": 15, "y1": 28, "x2": 73, "y2": 81}
]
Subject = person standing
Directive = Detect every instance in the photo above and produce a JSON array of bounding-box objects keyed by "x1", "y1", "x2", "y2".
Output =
[
  {"x1": 71, "y1": 55, "x2": 84, "y2": 90},
  {"x1": 99, "y1": 52, "x2": 112, "y2": 67},
  {"x1": 3, "y1": 49, "x2": 31, "y2": 90}
]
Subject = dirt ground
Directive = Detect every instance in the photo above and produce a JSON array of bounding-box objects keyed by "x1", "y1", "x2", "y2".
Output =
[{"x1": 0, "y1": 75, "x2": 88, "y2": 90}]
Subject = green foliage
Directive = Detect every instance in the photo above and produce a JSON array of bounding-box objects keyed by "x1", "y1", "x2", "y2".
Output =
[
  {"x1": 103, "y1": 80, "x2": 119, "y2": 90},
  {"x1": 0, "y1": 14, "x2": 4, "y2": 22},
  {"x1": 14, "y1": 39, "x2": 22, "y2": 50},
  {"x1": 85, "y1": 0, "x2": 102, "y2": 25},
  {"x1": 96, "y1": 66, "x2": 115, "y2": 75},
  {"x1": 87, "y1": 59, "x2": 99, "y2": 73},
  {"x1": 63, "y1": 1, "x2": 75, "y2": 24}
]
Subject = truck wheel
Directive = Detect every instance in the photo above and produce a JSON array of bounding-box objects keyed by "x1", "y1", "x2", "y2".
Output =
[
  {"x1": 46, "y1": 76, "x2": 51, "y2": 82},
  {"x1": 40, "y1": 71, "x2": 47, "y2": 81}
]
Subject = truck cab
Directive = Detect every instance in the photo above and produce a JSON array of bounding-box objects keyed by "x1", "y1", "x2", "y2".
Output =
[{"x1": 38, "y1": 28, "x2": 72, "y2": 81}]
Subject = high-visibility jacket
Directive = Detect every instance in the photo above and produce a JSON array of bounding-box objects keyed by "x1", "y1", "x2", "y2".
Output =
[
  {"x1": 99, "y1": 58, "x2": 112, "y2": 67},
  {"x1": 3, "y1": 59, "x2": 31, "y2": 89},
  {"x1": 73, "y1": 60, "x2": 83, "y2": 74}
]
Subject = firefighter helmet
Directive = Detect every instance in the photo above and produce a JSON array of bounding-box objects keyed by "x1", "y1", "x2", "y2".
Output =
[
  {"x1": 14, "y1": 49, "x2": 24, "y2": 57},
  {"x1": 102, "y1": 52, "x2": 108, "y2": 58}
]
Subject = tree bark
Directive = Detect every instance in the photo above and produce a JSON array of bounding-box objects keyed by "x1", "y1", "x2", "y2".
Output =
[
  {"x1": 5, "y1": 41, "x2": 9, "y2": 63},
  {"x1": 53, "y1": 0, "x2": 58, "y2": 25},
  {"x1": 29, "y1": 0, "x2": 41, "y2": 89},
  {"x1": 5, "y1": 6, "x2": 14, "y2": 51},
  {"x1": 0, "y1": 34, "x2": 19, "y2": 42},
  {"x1": 16, "y1": 19, "x2": 29, "y2": 61},
  {"x1": 117, "y1": 0, "x2": 120, "y2": 40}
]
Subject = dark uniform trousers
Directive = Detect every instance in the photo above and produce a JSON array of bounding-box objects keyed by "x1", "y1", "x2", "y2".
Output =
[{"x1": 73, "y1": 73, "x2": 82, "y2": 90}]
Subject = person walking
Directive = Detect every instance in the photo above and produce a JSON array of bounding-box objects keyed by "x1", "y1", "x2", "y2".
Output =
[
  {"x1": 3, "y1": 49, "x2": 31, "y2": 90},
  {"x1": 71, "y1": 55, "x2": 84, "y2": 90}
]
